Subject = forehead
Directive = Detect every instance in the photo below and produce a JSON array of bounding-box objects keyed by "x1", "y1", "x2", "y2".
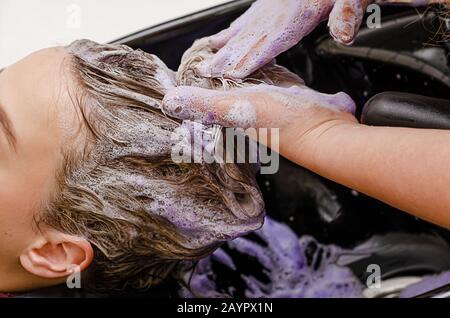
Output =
[
  {"x1": 0, "y1": 47, "x2": 85, "y2": 214},
  {"x1": 0, "y1": 47, "x2": 81, "y2": 147},
  {"x1": 0, "y1": 46, "x2": 83, "y2": 181}
]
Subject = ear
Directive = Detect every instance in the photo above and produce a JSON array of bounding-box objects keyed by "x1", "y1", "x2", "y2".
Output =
[{"x1": 19, "y1": 231, "x2": 93, "y2": 279}]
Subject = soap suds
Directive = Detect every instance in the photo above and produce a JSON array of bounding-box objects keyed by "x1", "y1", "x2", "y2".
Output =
[
  {"x1": 65, "y1": 39, "x2": 266, "y2": 250},
  {"x1": 195, "y1": 0, "x2": 335, "y2": 79},
  {"x1": 180, "y1": 217, "x2": 364, "y2": 298},
  {"x1": 164, "y1": 36, "x2": 356, "y2": 129},
  {"x1": 400, "y1": 270, "x2": 450, "y2": 298},
  {"x1": 225, "y1": 100, "x2": 257, "y2": 128}
]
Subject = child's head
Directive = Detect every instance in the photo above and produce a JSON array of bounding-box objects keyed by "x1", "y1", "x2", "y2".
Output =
[{"x1": 0, "y1": 40, "x2": 264, "y2": 293}]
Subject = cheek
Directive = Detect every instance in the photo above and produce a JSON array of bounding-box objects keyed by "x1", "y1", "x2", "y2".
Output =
[{"x1": 0, "y1": 171, "x2": 42, "y2": 259}]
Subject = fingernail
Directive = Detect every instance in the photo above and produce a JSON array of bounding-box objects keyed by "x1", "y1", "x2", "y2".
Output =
[
  {"x1": 328, "y1": 13, "x2": 357, "y2": 46},
  {"x1": 338, "y1": 25, "x2": 355, "y2": 45},
  {"x1": 337, "y1": 33, "x2": 354, "y2": 45},
  {"x1": 162, "y1": 88, "x2": 187, "y2": 118},
  {"x1": 329, "y1": 24, "x2": 355, "y2": 45}
]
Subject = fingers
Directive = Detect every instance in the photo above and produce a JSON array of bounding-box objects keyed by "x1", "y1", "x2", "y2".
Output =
[
  {"x1": 328, "y1": 0, "x2": 371, "y2": 45},
  {"x1": 210, "y1": 32, "x2": 276, "y2": 79},
  {"x1": 328, "y1": 0, "x2": 436, "y2": 45},
  {"x1": 207, "y1": 13, "x2": 248, "y2": 49},
  {"x1": 206, "y1": 28, "x2": 234, "y2": 49},
  {"x1": 162, "y1": 85, "x2": 356, "y2": 132},
  {"x1": 197, "y1": 28, "x2": 305, "y2": 79},
  {"x1": 162, "y1": 86, "x2": 258, "y2": 128},
  {"x1": 198, "y1": 16, "x2": 324, "y2": 79},
  {"x1": 197, "y1": 0, "x2": 327, "y2": 79},
  {"x1": 284, "y1": 86, "x2": 357, "y2": 114},
  {"x1": 195, "y1": 26, "x2": 251, "y2": 78},
  {"x1": 195, "y1": 0, "x2": 265, "y2": 77},
  {"x1": 209, "y1": 0, "x2": 270, "y2": 49}
]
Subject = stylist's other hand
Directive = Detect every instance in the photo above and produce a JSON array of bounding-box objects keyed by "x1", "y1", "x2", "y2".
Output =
[
  {"x1": 196, "y1": 0, "x2": 438, "y2": 79},
  {"x1": 162, "y1": 84, "x2": 357, "y2": 161}
]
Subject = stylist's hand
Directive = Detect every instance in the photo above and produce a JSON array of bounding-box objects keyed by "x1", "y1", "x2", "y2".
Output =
[
  {"x1": 162, "y1": 84, "x2": 357, "y2": 164},
  {"x1": 197, "y1": 0, "x2": 438, "y2": 79}
]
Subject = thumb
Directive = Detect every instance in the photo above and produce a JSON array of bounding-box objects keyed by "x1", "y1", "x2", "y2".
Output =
[{"x1": 162, "y1": 86, "x2": 258, "y2": 128}]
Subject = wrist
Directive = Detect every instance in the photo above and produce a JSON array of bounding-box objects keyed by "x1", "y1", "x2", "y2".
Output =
[{"x1": 280, "y1": 112, "x2": 359, "y2": 168}]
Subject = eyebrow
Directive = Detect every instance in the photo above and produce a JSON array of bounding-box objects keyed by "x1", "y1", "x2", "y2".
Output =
[{"x1": 0, "y1": 68, "x2": 17, "y2": 150}]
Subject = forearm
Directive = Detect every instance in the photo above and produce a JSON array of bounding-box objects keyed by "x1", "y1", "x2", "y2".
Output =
[
  {"x1": 286, "y1": 122, "x2": 450, "y2": 229},
  {"x1": 161, "y1": 78, "x2": 450, "y2": 228}
]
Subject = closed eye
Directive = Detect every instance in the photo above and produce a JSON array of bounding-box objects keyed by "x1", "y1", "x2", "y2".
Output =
[{"x1": 0, "y1": 68, "x2": 17, "y2": 151}]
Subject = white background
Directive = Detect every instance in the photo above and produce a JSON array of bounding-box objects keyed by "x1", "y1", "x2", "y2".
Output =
[{"x1": 0, "y1": 0, "x2": 228, "y2": 68}]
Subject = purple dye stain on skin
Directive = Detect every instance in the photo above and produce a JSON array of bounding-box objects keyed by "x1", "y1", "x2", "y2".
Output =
[
  {"x1": 206, "y1": 111, "x2": 216, "y2": 124},
  {"x1": 167, "y1": 36, "x2": 357, "y2": 130},
  {"x1": 180, "y1": 217, "x2": 364, "y2": 298},
  {"x1": 197, "y1": 0, "x2": 444, "y2": 78},
  {"x1": 302, "y1": 8, "x2": 314, "y2": 20},
  {"x1": 163, "y1": 86, "x2": 221, "y2": 124},
  {"x1": 283, "y1": 85, "x2": 356, "y2": 114},
  {"x1": 195, "y1": 0, "x2": 339, "y2": 79}
]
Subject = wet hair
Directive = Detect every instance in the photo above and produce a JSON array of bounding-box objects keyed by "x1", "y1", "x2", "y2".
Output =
[{"x1": 37, "y1": 39, "x2": 265, "y2": 292}]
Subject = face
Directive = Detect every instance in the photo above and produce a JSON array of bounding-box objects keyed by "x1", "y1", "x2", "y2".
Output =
[{"x1": 0, "y1": 47, "x2": 81, "y2": 289}]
